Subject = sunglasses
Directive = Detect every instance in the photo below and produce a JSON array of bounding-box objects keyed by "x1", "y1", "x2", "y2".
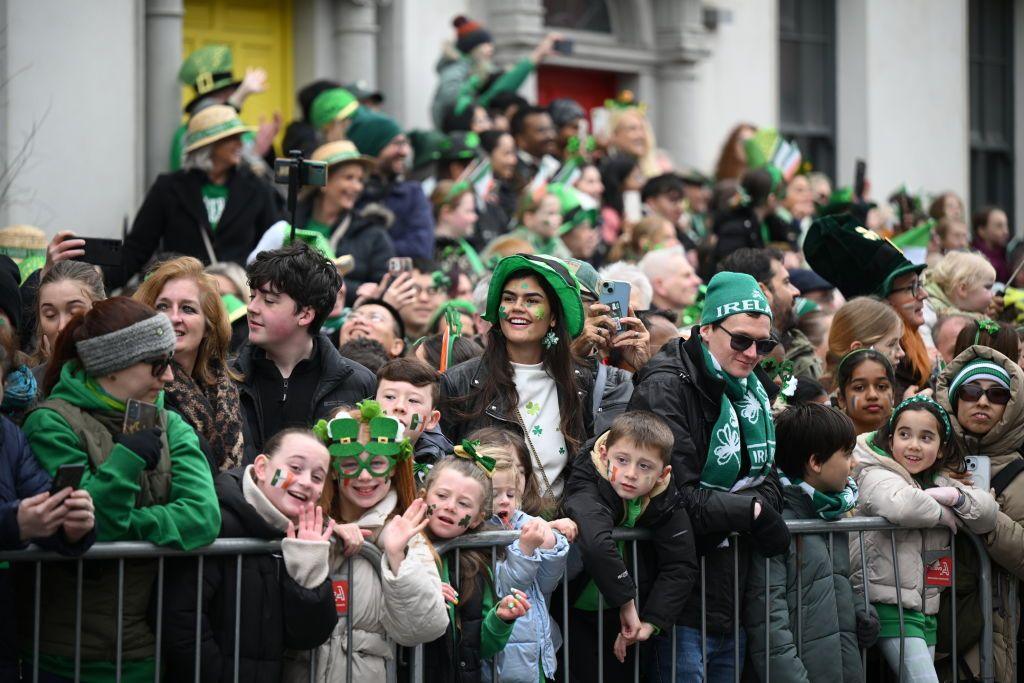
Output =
[
  {"x1": 148, "y1": 355, "x2": 174, "y2": 378},
  {"x1": 716, "y1": 325, "x2": 778, "y2": 356},
  {"x1": 958, "y1": 382, "x2": 1011, "y2": 406}
]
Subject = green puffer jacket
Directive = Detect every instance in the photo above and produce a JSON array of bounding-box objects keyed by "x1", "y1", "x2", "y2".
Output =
[
  {"x1": 20, "y1": 361, "x2": 220, "y2": 683},
  {"x1": 744, "y1": 484, "x2": 870, "y2": 683}
]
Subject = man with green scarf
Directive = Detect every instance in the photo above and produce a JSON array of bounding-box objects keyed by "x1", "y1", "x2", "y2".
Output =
[{"x1": 628, "y1": 270, "x2": 792, "y2": 681}]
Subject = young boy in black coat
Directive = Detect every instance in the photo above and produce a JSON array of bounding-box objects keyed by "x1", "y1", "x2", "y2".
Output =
[
  {"x1": 564, "y1": 410, "x2": 697, "y2": 680},
  {"x1": 162, "y1": 428, "x2": 338, "y2": 682}
]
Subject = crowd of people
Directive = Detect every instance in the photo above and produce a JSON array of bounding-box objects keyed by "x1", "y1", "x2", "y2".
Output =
[{"x1": 2, "y1": 12, "x2": 1024, "y2": 683}]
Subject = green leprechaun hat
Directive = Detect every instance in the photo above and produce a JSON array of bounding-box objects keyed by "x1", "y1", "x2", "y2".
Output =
[
  {"x1": 803, "y1": 213, "x2": 925, "y2": 299},
  {"x1": 178, "y1": 45, "x2": 241, "y2": 113},
  {"x1": 324, "y1": 415, "x2": 363, "y2": 459},
  {"x1": 365, "y1": 416, "x2": 406, "y2": 457},
  {"x1": 483, "y1": 253, "x2": 586, "y2": 338}
]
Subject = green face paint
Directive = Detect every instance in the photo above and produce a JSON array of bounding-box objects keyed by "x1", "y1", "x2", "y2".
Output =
[
  {"x1": 426, "y1": 504, "x2": 437, "y2": 517},
  {"x1": 498, "y1": 306, "x2": 509, "y2": 319},
  {"x1": 520, "y1": 282, "x2": 529, "y2": 290},
  {"x1": 409, "y1": 413, "x2": 421, "y2": 431},
  {"x1": 533, "y1": 306, "x2": 546, "y2": 320},
  {"x1": 457, "y1": 514, "x2": 473, "y2": 528}
]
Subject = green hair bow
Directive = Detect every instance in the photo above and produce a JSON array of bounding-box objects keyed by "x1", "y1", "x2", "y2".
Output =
[
  {"x1": 453, "y1": 439, "x2": 494, "y2": 477},
  {"x1": 974, "y1": 319, "x2": 1001, "y2": 344}
]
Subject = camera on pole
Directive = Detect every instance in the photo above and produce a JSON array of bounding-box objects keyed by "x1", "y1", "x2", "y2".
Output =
[{"x1": 273, "y1": 150, "x2": 328, "y2": 242}]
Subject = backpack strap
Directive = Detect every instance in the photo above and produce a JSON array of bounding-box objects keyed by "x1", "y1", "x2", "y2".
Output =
[{"x1": 991, "y1": 457, "x2": 1024, "y2": 498}]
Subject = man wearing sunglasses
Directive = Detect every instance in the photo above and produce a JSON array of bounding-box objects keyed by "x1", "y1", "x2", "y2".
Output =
[{"x1": 629, "y1": 271, "x2": 791, "y2": 681}]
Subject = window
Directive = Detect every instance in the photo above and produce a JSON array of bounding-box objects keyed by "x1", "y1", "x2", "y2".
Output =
[
  {"x1": 969, "y1": 0, "x2": 1015, "y2": 223},
  {"x1": 778, "y1": 0, "x2": 836, "y2": 180},
  {"x1": 543, "y1": 0, "x2": 612, "y2": 33}
]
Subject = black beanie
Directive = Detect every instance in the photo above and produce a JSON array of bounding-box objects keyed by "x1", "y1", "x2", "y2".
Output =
[
  {"x1": 453, "y1": 15, "x2": 493, "y2": 54},
  {"x1": 0, "y1": 255, "x2": 23, "y2": 332}
]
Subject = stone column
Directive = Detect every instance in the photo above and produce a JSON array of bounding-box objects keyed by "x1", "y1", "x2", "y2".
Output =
[
  {"x1": 651, "y1": 0, "x2": 707, "y2": 169},
  {"x1": 333, "y1": 0, "x2": 382, "y2": 87},
  {"x1": 144, "y1": 0, "x2": 184, "y2": 184}
]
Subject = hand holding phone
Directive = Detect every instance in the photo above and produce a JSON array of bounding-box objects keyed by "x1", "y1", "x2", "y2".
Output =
[
  {"x1": 73, "y1": 237, "x2": 124, "y2": 269},
  {"x1": 124, "y1": 399, "x2": 160, "y2": 435},
  {"x1": 50, "y1": 464, "x2": 85, "y2": 495},
  {"x1": 599, "y1": 280, "x2": 632, "y2": 331}
]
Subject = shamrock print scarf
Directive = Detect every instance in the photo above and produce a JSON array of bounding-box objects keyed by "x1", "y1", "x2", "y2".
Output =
[{"x1": 699, "y1": 343, "x2": 775, "y2": 491}]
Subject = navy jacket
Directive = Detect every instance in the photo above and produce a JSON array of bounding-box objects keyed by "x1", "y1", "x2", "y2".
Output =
[{"x1": 359, "y1": 175, "x2": 435, "y2": 259}]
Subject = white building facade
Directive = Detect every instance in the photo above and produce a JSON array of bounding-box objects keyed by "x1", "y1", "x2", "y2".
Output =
[{"x1": 0, "y1": 0, "x2": 1020, "y2": 238}]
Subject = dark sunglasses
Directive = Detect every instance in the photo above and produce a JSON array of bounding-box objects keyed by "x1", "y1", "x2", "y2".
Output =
[
  {"x1": 148, "y1": 355, "x2": 174, "y2": 378},
  {"x1": 716, "y1": 325, "x2": 778, "y2": 356},
  {"x1": 958, "y1": 382, "x2": 1011, "y2": 406}
]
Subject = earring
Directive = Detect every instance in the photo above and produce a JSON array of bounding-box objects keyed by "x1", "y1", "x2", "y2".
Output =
[{"x1": 542, "y1": 331, "x2": 559, "y2": 349}]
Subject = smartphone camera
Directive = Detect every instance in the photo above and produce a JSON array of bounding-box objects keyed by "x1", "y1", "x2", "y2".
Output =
[{"x1": 274, "y1": 157, "x2": 328, "y2": 188}]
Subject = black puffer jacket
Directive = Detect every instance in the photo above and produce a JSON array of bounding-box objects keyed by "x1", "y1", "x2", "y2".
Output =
[
  {"x1": 293, "y1": 198, "x2": 396, "y2": 305},
  {"x1": 161, "y1": 468, "x2": 337, "y2": 682},
  {"x1": 712, "y1": 205, "x2": 797, "y2": 265},
  {"x1": 439, "y1": 356, "x2": 595, "y2": 478},
  {"x1": 120, "y1": 167, "x2": 280, "y2": 286},
  {"x1": 233, "y1": 336, "x2": 377, "y2": 460},
  {"x1": 564, "y1": 432, "x2": 697, "y2": 632},
  {"x1": 627, "y1": 331, "x2": 786, "y2": 633},
  {"x1": 422, "y1": 570, "x2": 486, "y2": 683}
]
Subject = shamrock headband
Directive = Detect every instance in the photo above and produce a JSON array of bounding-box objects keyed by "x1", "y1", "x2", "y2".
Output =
[
  {"x1": 974, "y1": 319, "x2": 1001, "y2": 345},
  {"x1": 453, "y1": 439, "x2": 495, "y2": 477},
  {"x1": 314, "y1": 400, "x2": 413, "y2": 479},
  {"x1": 888, "y1": 394, "x2": 953, "y2": 443}
]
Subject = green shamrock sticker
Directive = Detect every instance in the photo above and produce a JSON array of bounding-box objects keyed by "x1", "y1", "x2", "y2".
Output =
[
  {"x1": 526, "y1": 401, "x2": 540, "y2": 416},
  {"x1": 558, "y1": 447, "x2": 565, "y2": 455},
  {"x1": 532, "y1": 425, "x2": 543, "y2": 436}
]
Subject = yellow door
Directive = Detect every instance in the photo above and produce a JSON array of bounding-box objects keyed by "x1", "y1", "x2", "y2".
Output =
[{"x1": 182, "y1": 0, "x2": 294, "y2": 152}]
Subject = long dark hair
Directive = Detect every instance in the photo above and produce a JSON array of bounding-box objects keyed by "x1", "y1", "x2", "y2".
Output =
[
  {"x1": 600, "y1": 154, "x2": 639, "y2": 216},
  {"x1": 870, "y1": 402, "x2": 967, "y2": 476},
  {"x1": 44, "y1": 297, "x2": 159, "y2": 395},
  {"x1": 454, "y1": 269, "x2": 584, "y2": 457}
]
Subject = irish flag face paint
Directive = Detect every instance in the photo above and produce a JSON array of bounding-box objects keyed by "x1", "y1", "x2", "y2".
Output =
[{"x1": 270, "y1": 469, "x2": 296, "y2": 489}]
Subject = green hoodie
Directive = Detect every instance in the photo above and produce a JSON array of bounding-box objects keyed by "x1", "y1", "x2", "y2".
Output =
[
  {"x1": 21, "y1": 362, "x2": 221, "y2": 682},
  {"x1": 23, "y1": 361, "x2": 220, "y2": 548}
]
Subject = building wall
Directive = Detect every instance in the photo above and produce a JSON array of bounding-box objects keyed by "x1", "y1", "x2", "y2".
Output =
[
  {"x1": 687, "y1": 0, "x2": 779, "y2": 175},
  {"x1": 837, "y1": 0, "x2": 969, "y2": 201},
  {"x1": 1, "y1": 0, "x2": 141, "y2": 237}
]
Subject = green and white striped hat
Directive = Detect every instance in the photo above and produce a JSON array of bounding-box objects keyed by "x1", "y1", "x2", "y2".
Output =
[{"x1": 948, "y1": 358, "x2": 1011, "y2": 403}]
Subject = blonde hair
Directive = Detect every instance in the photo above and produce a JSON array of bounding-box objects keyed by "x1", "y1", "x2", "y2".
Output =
[
  {"x1": 133, "y1": 256, "x2": 237, "y2": 385},
  {"x1": 927, "y1": 251, "x2": 997, "y2": 294},
  {"x1": 487, "y1": 448, "x2": 522, "y2": 499},
  {"x1": 609, "y1": 215, "x2": 673, "y2": 263},
  {"x1": 204, "y1": 261, "x2": 251, "y2": 302},
  {"x1": 481, "y1": 235, "x2": 535, "y2": 265},
  {"x1": 825, "y1": 297, "x2": 903, "y2": 384}
]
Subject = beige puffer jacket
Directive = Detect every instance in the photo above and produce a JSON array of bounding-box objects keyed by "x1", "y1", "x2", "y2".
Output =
[
  {"x1": 937, "y1": 346, "x2": 1024, "y2": 682},
  {"x1": 282, "y1": 490, "x2": 449, "y2": 682},
  {"x1": 849, "y1": 432, "x2": 998, "y2": 614}
]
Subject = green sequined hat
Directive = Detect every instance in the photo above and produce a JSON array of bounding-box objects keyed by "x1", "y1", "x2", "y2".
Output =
[
  {"x1": 178, "y1": 45, "x2": 240, "y2": 113},
  {"x1": 483, "y1": 253, "x2": 586, "y2": 338}
]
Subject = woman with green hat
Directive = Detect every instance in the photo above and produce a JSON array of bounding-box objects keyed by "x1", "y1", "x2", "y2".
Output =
[
  {"x1": 123, "y1": 104, "x2": 281, "y2": 287},
  {"x1": 22, "y1": 296, "x2": 219, "y2": 681},
  {"x1": 440, "y1": 253, "x2": 597, "y2": 499},
  {"x1": 247, "y1": 140, "x2": 394, "y2": 304},
  {"x1": 935, "y1": 347, "x2": 1024, "y2": 681}
]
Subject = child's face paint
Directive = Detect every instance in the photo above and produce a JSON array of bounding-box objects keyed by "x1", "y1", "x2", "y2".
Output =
[
  {"x1": 600, "y1": 440, "x2": 665, "y2": 501},
  {"x1": 423, "y1": 468, "x2": 486, "y2": 539},
  {"x1": 409, "y1": 413, "x2": 422, "y2": 432},
  {"x1": 254, "y1": 435, "x2": 331, "y2": 523},
  {"x1": 610, "y1": 466, "x2": 619, "y2": 484},
  {"x1": 376, "y1": 379, "x2": 434, "y2": 443},
  {"x1": 426, "y1": 503, "x2": 437, "y2": 517}
]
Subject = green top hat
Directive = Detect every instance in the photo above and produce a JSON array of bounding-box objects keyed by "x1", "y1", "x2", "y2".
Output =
[
  {"x1": 325, "y1": 416, "x2": 363, "y2": 458},
  {"x1": 483, "y1": 253, "x2": 586, "y2": 338},
  {"x1": 803, "y1": 213, "x2": 925, "y2": 299},
  {"x1": 310, "y1": 88, "x2": 360, "y2": 130},
  {"x1": 221, "y1": 293, "x2": 247, "y2": 324},
  {"x1": 179, "y1": 45, "x2": 240, "y2": 113},
  {"x1": 409, "y1": 129, "x2": 448, "y2": 171},
  {"x1": 364, "y1": 416, "x2": 406, "y2": 457}
]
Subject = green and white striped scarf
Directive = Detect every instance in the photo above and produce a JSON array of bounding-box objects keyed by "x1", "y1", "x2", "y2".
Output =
[{"x1": 699, "y1": 344, "x2": 775, "y2": 491}]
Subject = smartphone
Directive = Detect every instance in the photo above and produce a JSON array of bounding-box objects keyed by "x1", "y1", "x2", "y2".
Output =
[
  {"x1": 552, "y1": 38, "x2": 574, "y2": 56},
  {"x1": 598, "y1": 280, "x2": 631, "y2": 331},
  {"x1": 123, "y1": 398, "x2": 160, "y2": 435},
  {"x1": 74, "y1": 237, "x2": 123, "y2": 269},
  {"x1": 388, "y1": 257, "x2": 413, "y2": 274},
  {"x1": 965, "y1": 455, "x2": 991, "y2": 493},
  {"x1": 854, "y1": 159, "x2": 867, "y2": 201},
  {"x1": 50, "y1": 464, "x2": 85, "y2": 494}
]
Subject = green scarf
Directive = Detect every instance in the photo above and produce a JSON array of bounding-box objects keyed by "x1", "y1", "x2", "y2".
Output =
[
  {"x1": 784, "y1": 474, "x2": 859, "y2": 521},
  {"x1": 699, "y1": 344, "x2": 775, "y2": 491}
]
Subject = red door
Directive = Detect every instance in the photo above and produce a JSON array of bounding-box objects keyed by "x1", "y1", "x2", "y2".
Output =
[{"x1": 537, "y1": 65, "x2": 619, "y2": 122}]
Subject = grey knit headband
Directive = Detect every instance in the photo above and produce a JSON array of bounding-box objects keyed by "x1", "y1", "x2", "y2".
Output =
[{"x1": 76, "y1": 314, "x2": 176, "y2": 377}]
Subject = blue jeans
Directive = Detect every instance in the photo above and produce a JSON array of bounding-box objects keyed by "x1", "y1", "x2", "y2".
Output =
[{"x1": 649, "y1": 625, "x2": 746, "y2": 682}]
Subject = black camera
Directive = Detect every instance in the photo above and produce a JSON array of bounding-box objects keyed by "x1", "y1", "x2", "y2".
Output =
[{"x1": 274, "y1": 155, "x2": 328, "y2": 188}]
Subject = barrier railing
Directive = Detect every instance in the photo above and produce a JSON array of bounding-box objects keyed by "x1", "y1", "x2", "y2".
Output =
[{"x1": 0, "y1": 517, "x2": 996, "y2": 683}]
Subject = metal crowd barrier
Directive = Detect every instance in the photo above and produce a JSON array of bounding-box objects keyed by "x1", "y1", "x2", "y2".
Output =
[
  {"x1": 0, "y1": 517, "x2": 997, "y2": 683},
  {"x1": 0, "y1": 538, "x2": 384, "y2": 683}
]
